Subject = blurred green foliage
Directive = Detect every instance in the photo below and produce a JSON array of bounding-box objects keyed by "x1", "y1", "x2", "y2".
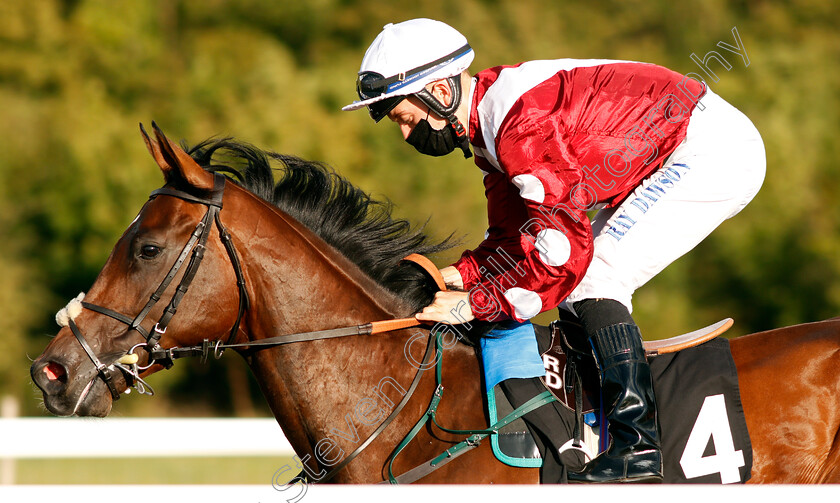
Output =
[{"x1": 2, "y1": 0, "x2": 838, "y2": 416}]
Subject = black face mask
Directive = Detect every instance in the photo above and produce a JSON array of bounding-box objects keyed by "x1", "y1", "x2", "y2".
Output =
[{"x1": 405, "y1": 118, "x2": 458, "y2": 157}]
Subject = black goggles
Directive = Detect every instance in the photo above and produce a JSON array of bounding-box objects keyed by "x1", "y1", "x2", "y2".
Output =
[{"x1": 356, "y1": 71, "x2": 391, "y2": 101}]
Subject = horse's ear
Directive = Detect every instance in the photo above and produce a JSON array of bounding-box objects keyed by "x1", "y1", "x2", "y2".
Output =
[
  {"x1": 140, "y1": 123, "x2": 171, "y2": 176},
  {"x1": 141, "y1": 122, "x2": 215, "y2": 192}
]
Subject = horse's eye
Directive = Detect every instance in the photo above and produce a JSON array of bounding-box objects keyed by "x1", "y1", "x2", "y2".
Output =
[{"x1": 140, "y1": 245, "x2": 162, "y2": 259}]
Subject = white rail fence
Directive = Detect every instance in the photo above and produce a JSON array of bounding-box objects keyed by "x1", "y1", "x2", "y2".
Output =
[
  {"x1": 2, "y1": 418, "x2": 840, "y2": 500},
  {"x1": 0, "y1": 412, "x2": 294, "y2": 486},
  {"x1": 0, "y1": 417, "x2": 294, "y2": 459}
]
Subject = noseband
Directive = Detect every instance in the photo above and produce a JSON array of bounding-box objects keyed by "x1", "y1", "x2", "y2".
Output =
[{"x1": 67, "y1": 173, "x2": 250, "y2": 401}]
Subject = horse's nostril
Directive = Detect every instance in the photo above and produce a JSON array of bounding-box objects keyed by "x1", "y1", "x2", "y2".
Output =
[{"x1": 44, "y1": 362, "x2": 67, "y2": 383}]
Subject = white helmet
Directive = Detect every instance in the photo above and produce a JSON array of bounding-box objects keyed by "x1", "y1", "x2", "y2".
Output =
[{"x1": 342, "y1": 18, "x2": 474, "y2": 123}]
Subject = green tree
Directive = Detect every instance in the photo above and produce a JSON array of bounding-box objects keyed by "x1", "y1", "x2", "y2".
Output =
[{"x1": 2, "y1": 0, "x2": 839, "y2": 415}]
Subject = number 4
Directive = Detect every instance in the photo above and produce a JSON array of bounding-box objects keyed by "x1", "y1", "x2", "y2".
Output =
[{"x1": 679, "y1": 394, "x2": 745, "y2": 484}]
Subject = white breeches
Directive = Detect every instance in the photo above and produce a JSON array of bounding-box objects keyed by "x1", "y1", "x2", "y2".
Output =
[{"x1": 565, "y1": 89, "x2": 766, "y2": 312}]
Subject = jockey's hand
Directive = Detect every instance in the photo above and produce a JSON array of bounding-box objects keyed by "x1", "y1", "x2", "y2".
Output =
[{"x1": 415, "y1": 291, "x2": 474, "y2": 324}]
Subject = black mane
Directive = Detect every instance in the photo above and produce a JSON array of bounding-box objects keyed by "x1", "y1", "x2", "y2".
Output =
[{"x1": 184, "y1": 138, "x2": 455, "y2": 312}]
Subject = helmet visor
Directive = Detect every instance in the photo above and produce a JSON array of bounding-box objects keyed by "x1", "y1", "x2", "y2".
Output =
[{"x1": 367, "y1": 95, "x2": 405, "y2": 122}]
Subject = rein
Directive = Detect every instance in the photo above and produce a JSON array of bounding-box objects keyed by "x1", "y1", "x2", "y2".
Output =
[{"x1": 139, "y1": 254, "x2": 440, "y2": 364}]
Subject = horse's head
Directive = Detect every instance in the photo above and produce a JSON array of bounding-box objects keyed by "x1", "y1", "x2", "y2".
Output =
[{"x1": 31, "y1": 123, "x2": 248, "y2": 417}]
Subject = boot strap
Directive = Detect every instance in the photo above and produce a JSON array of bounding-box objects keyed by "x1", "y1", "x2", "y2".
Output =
[{"x1": 591, "y1": 324, "x2": 646, "y2": 367}]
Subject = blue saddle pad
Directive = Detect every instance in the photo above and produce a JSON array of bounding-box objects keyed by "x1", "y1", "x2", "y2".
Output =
[{"x1": 480, "y1": 321, "x2": 546, "y2": 391}]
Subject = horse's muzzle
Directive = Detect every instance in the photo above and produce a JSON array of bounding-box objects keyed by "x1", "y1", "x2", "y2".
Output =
[{"x1": 30, "y1": 356, "x2": 115, "y2": 417}]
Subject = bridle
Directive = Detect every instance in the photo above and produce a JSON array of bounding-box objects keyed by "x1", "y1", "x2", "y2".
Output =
[
  {"x1": 62, "y1": 173, "x2": 447, "y2": 483},
  {"x1": 66, "y1": 173, "x2": 249, "y2": 401}
]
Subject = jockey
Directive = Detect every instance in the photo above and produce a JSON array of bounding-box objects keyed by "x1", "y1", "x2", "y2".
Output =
[{"x1": 343, "y1": 18, "x2": 765, "y2": 483}]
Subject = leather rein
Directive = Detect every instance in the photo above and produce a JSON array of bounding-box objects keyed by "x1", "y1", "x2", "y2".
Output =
[{"x1": 65, "y1": 173, "x2": 442, "y2": 482}]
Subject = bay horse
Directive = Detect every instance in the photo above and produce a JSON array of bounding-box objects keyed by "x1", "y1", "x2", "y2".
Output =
[{"x1": 31, "y1": 125, "x2": 840, "y2": 484}]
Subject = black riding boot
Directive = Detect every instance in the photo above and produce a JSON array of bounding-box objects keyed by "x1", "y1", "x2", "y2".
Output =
[{"x1": 567, "y1": 323, "x2": 663, "y2": 483}]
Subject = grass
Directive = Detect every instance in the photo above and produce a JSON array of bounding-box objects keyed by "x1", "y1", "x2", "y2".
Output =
[{"x1": 10, "y1": 456, "x2": 300, "y2": 485}]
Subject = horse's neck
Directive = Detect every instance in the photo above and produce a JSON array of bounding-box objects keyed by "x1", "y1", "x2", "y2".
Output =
[
  {"x1": 227, "y1": 185, "x2": 411, "y2": 334},
  {"x1": 225, "y1": 187, "x2": 423, "y2": 468}
]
